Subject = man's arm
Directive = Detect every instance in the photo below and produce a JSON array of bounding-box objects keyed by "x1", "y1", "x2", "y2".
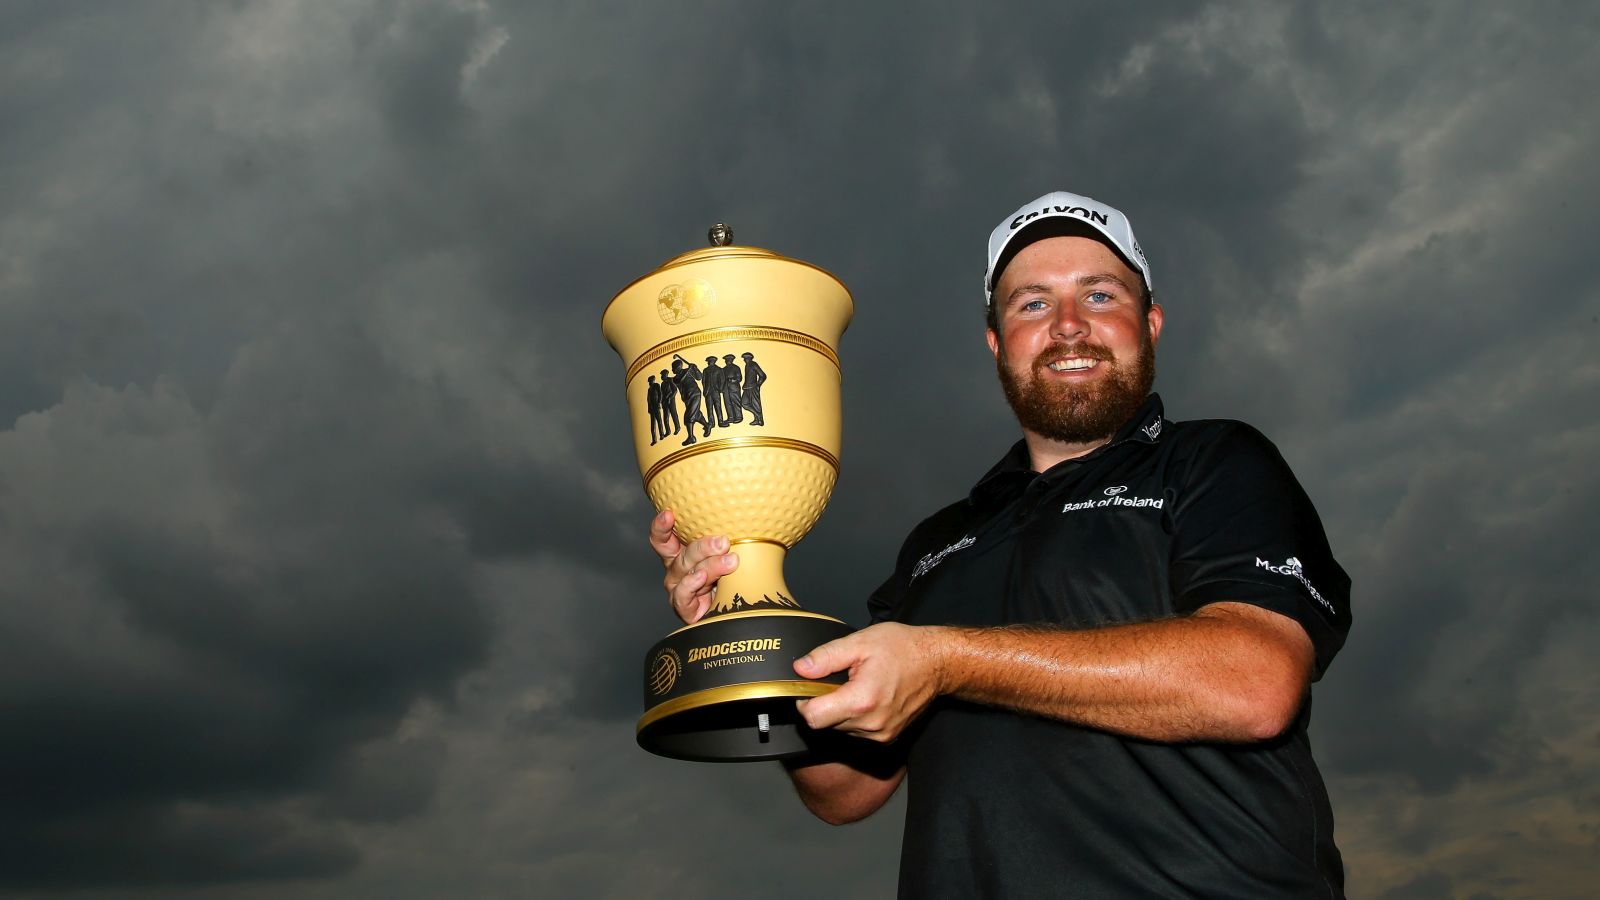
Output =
[
  {"x1": 775, "y1": 598, "x2": 1311, "y2": 824},
  {"x1": 782, "y1": 756, "x2": 906, "y2": 826},
  {"x1": 793, "y1": 602, "x2": 1314, "y2": 745},
  {"x1": 648, "y1": 510, "x2": 910, "y2": 825}
]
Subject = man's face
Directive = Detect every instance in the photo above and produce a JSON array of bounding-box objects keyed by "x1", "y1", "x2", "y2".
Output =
[{"x1": 987, "y1": 235, "x2": 1164, "y2": 445}]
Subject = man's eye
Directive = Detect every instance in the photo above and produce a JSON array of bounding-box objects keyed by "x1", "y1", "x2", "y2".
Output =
[
  {"x1": 1086, "y1": 290, "x2": 1113, "y2": 304},
  {"x1": 1021, "y1": 299, "x2": 1047, "y2": 311}
]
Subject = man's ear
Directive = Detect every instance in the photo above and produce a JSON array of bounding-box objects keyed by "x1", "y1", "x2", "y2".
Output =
[
  {"x1": 1146, "y1": 302, "x2": 1164, "y2": 349},
  {"x1": 986, "y1": 326, "x2": 1000, "y2": 359}
]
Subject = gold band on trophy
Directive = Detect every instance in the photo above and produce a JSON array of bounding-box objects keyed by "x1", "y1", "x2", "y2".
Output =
[
  {"x1": 624, "y1": 326, "x2": 840, "y2": 384},
  {"x1": 642, "y1": 436, "x2": 839, "y2": 488}
]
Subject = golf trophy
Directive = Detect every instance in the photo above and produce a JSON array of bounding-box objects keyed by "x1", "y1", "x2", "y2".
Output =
[{"x1": 602, "y1": 225, "x2": 853, "y2": 761}]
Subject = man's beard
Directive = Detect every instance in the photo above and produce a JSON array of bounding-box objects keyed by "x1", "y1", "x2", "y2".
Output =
[{"x1": 996, "y1": 333, "x2": 1155, "y2": 445}]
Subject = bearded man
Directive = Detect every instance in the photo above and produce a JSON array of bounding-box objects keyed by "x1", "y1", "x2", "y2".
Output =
[{"x1": 650, "y1": 190, "x2": 1351, "y2": 898}]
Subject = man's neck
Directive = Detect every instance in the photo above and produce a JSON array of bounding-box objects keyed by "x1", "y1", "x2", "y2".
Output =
[{"x1": 1022, "y1": 429, "x2": 1111, "y2": 473}]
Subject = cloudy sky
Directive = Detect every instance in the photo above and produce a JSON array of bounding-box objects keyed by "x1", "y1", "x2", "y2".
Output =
[{"x1": 2, "y1": 1, "x2": 1596, "y2": 897}]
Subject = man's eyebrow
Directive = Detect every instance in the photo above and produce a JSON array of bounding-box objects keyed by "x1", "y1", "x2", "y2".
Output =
[
  {"x1": 1079, "y1": 273, "x2": 1132, "y2": 290},
  {"x1": 1004, "y1": 283, "x2": 1053, "y2": 304},
  {"x1": 1005, "y1": 273, "x2": 1132, "y2": 305}
]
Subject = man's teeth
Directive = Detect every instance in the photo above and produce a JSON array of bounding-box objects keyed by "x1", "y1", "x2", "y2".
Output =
[{"x1": 1048, "y1": 359, "x2": 1097, "y2": 371}]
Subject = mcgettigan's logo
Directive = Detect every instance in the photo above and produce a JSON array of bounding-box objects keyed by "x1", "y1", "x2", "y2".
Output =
[
  {"x1": 648, "y1": 648, "x2": 682, "y2": 696},
  {"x1": 1255, "y1": 555, "x2": 1337, "y2": 615}
]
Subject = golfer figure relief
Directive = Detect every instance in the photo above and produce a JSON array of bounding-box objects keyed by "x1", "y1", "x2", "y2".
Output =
[
  {"x1": 671, "y1": 356, "x2": 710, "y2": 446},
  {"x1": 703, "y1": 355, "x2": 727, "y2": 427},
  {"x1": 643, "y1": 351, "x2": 771, "y2": 443},
  {"x1": 721, "y1": 353, "x2": 744, "y2": 424},
  {"x1": 740, "y1": 351, "x2": 767, "y2": 426},
  {"x1": 658, "y1": 368, "x2": 680, "y2": 437},
  {"x1": 647, "y1": 375, "x2": 664, "y2": 446}
]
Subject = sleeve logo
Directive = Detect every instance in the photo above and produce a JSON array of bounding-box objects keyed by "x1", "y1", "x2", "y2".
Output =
[
  {"x1": 1255, "y1": 555, "x2": 1335, "y2": 614},
  {"x1": 910, "y1": 535, "x2": 976, "y2": 582}
]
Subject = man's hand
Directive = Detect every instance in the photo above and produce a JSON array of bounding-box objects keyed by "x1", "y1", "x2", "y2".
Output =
[
  {"x1": 649, "y1": 509, "x2": 739, "y2": 625},
  {"x1": 792, "y1": 622, "x2": 950, "y2": 743}
]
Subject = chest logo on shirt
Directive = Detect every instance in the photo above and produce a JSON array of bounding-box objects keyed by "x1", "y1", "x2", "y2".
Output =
[
  {"x1": 1061, "y1": 485, "x2": 1165, "y2": 513},
  {"x1": 910, "y1": 534, "x2": 975, "y2": 582}
]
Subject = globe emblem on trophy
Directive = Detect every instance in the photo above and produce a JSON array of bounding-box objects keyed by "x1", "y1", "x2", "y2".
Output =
[
  {"x1": 656, "y1": 277, "x2": 715, "y2": 325},
  {"x1": 602, "y1": 225, "x2": 854, "y2": 762}
]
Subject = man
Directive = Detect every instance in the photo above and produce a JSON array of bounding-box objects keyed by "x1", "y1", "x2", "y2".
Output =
[
  {"x1": 658, "y1": 367, "x2": 680, "y2": 437},
  {"x1": 704, "y1": 355, "x2": 728, "y2": 427},
  {"x1": 672, "y1": 355, "x2": 711, "y2": 445},
  {"x1": 739, "y1": 351, "x2": 767, "y2": 426},
  {"x1": 646, "y1": 374, "x2": 664, "y2": 446},
  {"x1": 721, "y1": 353, "x2": 744, "y2": 424},
  {"x1": 650, "y1": 190, "x2": 1351, "y2": 897}
]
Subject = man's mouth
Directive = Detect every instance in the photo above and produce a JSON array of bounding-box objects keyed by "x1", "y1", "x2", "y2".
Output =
[{"x1": 1046, "y1": 358, "x2": 1099, "y2": 372}]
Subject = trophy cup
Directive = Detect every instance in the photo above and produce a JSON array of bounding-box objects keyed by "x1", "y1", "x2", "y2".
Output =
[{"x1": 602, "y1": 225, "x2": 853, "y2": 762}]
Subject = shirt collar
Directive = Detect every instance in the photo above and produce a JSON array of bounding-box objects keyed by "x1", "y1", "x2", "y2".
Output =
[{"x1": 969, "y1": 393, "x2": 1168, "y2": 501}]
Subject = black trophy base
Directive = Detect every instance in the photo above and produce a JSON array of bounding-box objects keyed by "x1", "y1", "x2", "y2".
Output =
[{"x1": 637, "y1": 609, "x2": 853, "y2": 762}]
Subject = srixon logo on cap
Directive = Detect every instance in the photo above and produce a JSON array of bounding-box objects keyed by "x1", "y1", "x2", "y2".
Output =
[{"x1": 1010, "y1": 205, "x2": 1111, "y2": 230}]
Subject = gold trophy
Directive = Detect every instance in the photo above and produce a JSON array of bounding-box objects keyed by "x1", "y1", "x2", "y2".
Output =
[{"x1": 602, "y1": 225, "x2": 853, "y2": 761}]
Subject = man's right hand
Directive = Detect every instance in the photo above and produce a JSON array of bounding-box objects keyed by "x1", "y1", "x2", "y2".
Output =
[{"x1": 649, "y1": 509, "x2": 740, "y2": 625}]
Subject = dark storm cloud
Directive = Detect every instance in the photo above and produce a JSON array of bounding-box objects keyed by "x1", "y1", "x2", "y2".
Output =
[
  {"x1": 1195, "y1": 1, "x2": 1600, "y2": 795},
  {"x1": 2, "y1": 1, "x2": 1597, "y2": 897},
  {"x1": 0, "y1": 350, "x2": 492, "y2": 886},
  {"x1": 0, "y1": 4, "x2": 509, "y2": 886}
]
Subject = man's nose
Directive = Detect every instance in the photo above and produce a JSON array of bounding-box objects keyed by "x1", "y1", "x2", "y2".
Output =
[{"x1": 1050, "y1": 300, "x2": 1087, "y2": 342}]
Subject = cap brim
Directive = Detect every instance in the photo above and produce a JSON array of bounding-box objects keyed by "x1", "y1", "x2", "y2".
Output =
[{"x1": 989, "y1": 217, "x2": 1146, "y2": 297}]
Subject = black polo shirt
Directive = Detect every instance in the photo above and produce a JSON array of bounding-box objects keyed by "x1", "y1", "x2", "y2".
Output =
[{"x1": 868, "y1": 394, "x2": 1350, "y2": 899}]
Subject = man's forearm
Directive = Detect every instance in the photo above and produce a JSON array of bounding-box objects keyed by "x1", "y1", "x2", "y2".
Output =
[
  {"x1": 932, "y1": 603, "x2": 1313, "y2": 742},
  {"x1": 783, "y1": 758, "x2": 905, "y2": 826}
]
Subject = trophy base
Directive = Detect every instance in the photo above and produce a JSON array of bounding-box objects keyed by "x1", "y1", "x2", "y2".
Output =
[{"x1": 637, "y1": 609, "x2": 853, "y2": 762}]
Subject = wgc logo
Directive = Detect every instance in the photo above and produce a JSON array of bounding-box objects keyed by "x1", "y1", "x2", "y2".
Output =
[{"x1": 647, "y1": 648, "x2": 682, "y2": 696}]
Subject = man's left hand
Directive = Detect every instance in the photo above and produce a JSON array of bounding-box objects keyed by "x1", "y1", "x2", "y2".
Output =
[{"x1": 793, "y1": 623, "x2": 948, "y2": 743}]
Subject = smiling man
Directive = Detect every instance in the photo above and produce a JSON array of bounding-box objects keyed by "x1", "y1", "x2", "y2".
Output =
[{"x1": 652, "y1": 190, "x2": 1352, "y2": 898}]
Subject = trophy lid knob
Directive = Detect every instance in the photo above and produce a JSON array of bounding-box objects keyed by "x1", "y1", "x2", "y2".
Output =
[{"x1": 708, "y1": 223, "x2": 733, "y2": 247}]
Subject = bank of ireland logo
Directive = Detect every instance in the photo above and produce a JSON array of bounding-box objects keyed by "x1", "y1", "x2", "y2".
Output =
[
  {"x1": 647, "y1": 648, "x2": 682, "y2": 696},
  {"x1": 1062, "y1": 485, "x2": 1163, "y2": 513}
]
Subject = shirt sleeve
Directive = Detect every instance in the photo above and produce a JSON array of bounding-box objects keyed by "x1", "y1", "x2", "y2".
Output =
[
  {"x1": 866, "y1": 526, "x2": 921, "y2": 625},
  {"x1": 865, "y1": 505, "x2": 962, "y2": 625},
  {"x1": 1168, "y1": 424, "x2": 1352, "y2": 678}
]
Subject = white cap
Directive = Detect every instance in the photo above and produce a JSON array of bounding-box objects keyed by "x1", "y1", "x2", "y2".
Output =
[{"x1": 985, "y1": 190, "x2": 1152, "y2": 305}]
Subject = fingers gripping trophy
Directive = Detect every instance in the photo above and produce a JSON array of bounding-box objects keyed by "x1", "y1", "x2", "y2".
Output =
[{"x1": 602, "y1": 225, "x2": 854, "y2": 762}]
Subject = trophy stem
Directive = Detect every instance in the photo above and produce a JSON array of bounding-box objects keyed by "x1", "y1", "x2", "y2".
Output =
[{"x1": 706, "y1": 540, "x2": 803, "y2": 615}]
